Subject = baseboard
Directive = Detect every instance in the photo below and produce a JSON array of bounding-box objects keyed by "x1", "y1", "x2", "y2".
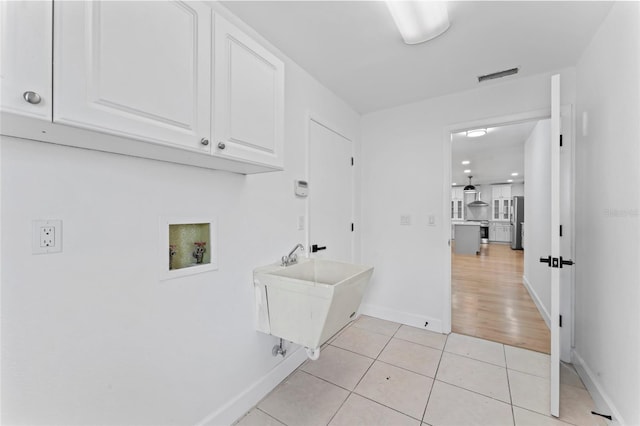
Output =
[
  {"x1": 360, "y1": 303, "x2": 443, "y2": 334},
  {"x1": 522, "y1": 275, "x2": 550, "y2": 329},
  {"x1": 572, "y1": 350, "x2": 625, "y2": 426},
  {"x1": 195, "y1": 346, "x2": 308, "y2": 426}
]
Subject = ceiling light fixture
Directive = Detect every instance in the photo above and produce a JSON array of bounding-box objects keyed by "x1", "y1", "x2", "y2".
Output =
[
  {"x1": 507, "y1": 179, "x2": 513, "y2": 183},
  {"x1": 386, "y1": 1, "x2": 450, "y2": 45},
  {"x1": 464, "y1": 169, "x2": 471, "y2": 173},
  {"x1": 466, "y1": 129, "x2": 487, "y2": 138},
  {"x1": 461, "y1": 160, "x2": 470, "y2": 165},
  {"x1": 511, "y1": 172, "x2": 519, "y2": 176}
]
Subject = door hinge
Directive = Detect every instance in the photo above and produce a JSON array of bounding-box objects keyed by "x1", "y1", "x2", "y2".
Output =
[
  {"x1": 559, "y1": 315, "x2": 563, "y2": 327},
  {"x1": 559, "y1": 225, "x2": 563, "y2": 237},
  {"x1": 351, "y1": 223, "x2": 354, "y2": 232},
  {"x1": 560, "y1": 134, "x2": 563, "y2": 147},
  {"x1": 351, "y1": 157, "x2": 354, "y2": 166}
]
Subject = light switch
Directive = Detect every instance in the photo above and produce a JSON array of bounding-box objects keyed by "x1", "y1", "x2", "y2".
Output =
[
  {"x1": 400, "y1": 215, "x2": 412, "y2": 226},
  {"x1": 428, "y1": 215, "x2": 436, "y2": 226}
]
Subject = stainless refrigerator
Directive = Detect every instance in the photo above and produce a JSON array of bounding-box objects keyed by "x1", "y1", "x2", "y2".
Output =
[{"x1": 511, "y1": 196, "x2": 525, "y2": 250}]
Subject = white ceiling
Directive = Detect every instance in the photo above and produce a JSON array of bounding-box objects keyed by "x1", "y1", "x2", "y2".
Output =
[
  {"x1": 222, "y1": 1, "x2": 612, "y2": 114},
  {"x1": 451, "y1": 120, "x2": 539, "y2": 187}
]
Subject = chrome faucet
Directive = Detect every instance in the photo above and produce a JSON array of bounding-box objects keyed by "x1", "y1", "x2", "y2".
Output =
[{"x1": 282, "y1": 243, "x2": 304, "y2": 266}]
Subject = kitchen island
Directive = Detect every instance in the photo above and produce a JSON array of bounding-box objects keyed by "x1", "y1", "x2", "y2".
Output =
[{"x1": 454, "y1": 223, "x2": 480, "y2": 255}]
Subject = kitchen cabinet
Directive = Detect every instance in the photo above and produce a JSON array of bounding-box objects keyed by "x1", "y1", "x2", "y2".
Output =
[
  {"x1": 492, "y1": 184, "x2": 512, "y2": 221},
  {"x1": 0, "y1": 1, "x2": 52, "y2": 121},
  {"x1": 1, "y1": 1, "x2": 285, "y2": 174},
  {"x1": 214, "y1": 14, "x2": 284, "y2": 168},
  {"x1": 451, "y1": 187, "x2": 465, "y2": 220},
  {"x1": 54, "y1": 1, "x2": 213, "y2": 152},
  {"x1": 489, "y1": 222, "x2": 512, "y2": 243}
]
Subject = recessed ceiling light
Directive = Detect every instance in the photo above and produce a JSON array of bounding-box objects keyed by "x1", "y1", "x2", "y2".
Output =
[
  {"x1": 461, "y1": 160, "x2": 470, "y2": 165},
  {"x1": 452, "y1": 183, "x2": 456, "y2": 186},
  {"x1": 511, "y1": 172, "x2": 519, "y2": 176},
  {"x1": 507, "y1": 179, "x2": 513, "y2": 183},
  {"x1": 386, "y1": 1, "x2": 450, "y2": 44},
  {"x1": 466, "y1": 129, "x2": 487, "y2": 138},
  {"x1": 464, "y1": 169, "x2": 471, "y2": 173}
]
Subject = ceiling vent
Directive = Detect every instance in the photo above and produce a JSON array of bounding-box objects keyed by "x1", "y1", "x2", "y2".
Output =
[{"x1": 478, "y1": 67, "x2": 519, "y2": 83}]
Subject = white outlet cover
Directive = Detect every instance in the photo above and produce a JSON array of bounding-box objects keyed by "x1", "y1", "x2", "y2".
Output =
[
  {"x1": 32, "y1": 219, "x2": 62, "y2": 254},
  {"x1": 400, "y1": 215, "x2": 412, "y2": 226}
]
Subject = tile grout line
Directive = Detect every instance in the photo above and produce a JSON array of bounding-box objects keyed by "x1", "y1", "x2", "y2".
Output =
[
  {"x1": 431, "y1": 377, "x2": 514, "y2": 406},
  {"x1": 256, "y1": 408, "x2": 287, "y2": 426},
  {"x1": 421, "y1": 332, "x2": 449, "y2": 423},
  {"x1": 326, "y1": 320, "x2": 402, "y2": 425},
  {"x1": 504, "y1": 344, "x2": 516, "y2": 426}
]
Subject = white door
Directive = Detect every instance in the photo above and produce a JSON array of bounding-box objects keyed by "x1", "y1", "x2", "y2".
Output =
[
  {"x1": 545, "y1": 74, "x2": 574, "y2": 417},
  {"x1": 54, "y1": 1, "x2": 212, "y2": 151},
  {"x1": 0, "y1": 1, "x2": 52, "y2": 120},
  {"x1": 308, "y1": 120, "x2": 353, "y2": 262},
  {"x1": 214, "y1": 14, "x2": 284, "y2": 168}
]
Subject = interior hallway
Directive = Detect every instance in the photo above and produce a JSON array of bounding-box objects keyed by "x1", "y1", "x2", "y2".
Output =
[
  {"x1": 235, "y1": 316, "x2": 603, "y2": 426},
  {"x1": 452, "y1": 243, "x2": 550, "y2": 354}
]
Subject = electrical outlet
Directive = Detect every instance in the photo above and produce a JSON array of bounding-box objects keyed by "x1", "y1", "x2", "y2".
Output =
[
  {"x1": 40, "y1": 226, "x2": 55, "y2": 247},
  {"x1": 32, "y1": 220, "x2": 62, "y2": 254},
  {"x1": 400, "y1": 215, "x2": 412, "y2": 226}
]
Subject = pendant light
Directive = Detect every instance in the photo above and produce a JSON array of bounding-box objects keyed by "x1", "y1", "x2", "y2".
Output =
[{"x1": 463, "y1": 176, "x2": 476, "y2": 192}]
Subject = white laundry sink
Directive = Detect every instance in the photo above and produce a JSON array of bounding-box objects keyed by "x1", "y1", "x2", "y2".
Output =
[{"x1": 254, "y1": 258, "x2": 373, "y2": 358}]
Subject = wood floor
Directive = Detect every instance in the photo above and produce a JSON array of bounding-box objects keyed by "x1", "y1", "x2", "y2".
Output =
[{"x1": 452, "y1": 242, "x2": 550, "y2": 354}]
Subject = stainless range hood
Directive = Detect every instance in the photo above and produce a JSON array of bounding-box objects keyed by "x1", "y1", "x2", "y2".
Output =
[{"x1": 467, "y1": 191, "x2": 489, "y2": 207}]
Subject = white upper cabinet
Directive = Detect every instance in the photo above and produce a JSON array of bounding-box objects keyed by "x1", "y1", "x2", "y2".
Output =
[
  {"x1": 451, "y1": 187, "x2": 465, "y2": 220},
  {"x1": 0, "y1": 1, "x2": 52, "y2": 120},
  {"x1": 53, "y1": 1, "x2": 212, "y2": 153},
  {"x1": 492, "y1": 184, "x2": 512, "y2": 221},
  {"x1": 213, "y1": 14, "x2": 284, "y2": 169}
]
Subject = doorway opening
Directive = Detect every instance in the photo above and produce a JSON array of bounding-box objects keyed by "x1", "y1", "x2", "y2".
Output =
[{"x1": 449, "y1": 119, "x2": 550, "y2": 354}]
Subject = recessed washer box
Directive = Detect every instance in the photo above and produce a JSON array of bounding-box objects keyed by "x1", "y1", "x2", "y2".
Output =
[{"x1": 160, "y1": 217, "x2": 218, "y2": 280}]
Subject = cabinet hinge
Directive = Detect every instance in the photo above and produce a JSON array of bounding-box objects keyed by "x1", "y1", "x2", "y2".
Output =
[
  {"x1": 351, "y1": 157, "x2": 354, "y2": 166},
  {"x1": 351, "y1": 223, "x2": 355, "y2": 232},
  {"x1": 560, "y1": 134, "x2": 563, "y2": 147},
  {"x1": 559, "y1": 225, "x2": 563, "y2": 237},
  {"x1": 559, "y1": 315, "x2": 563, "y2": 327}
]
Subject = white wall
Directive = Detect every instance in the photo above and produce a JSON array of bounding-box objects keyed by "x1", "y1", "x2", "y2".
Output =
[
  {"x1": 0, "y1": 6, "x2": 361, "y2": 425},
  {"x1": 523, "y1": 120, "x2": 551, "y2": 323},
  {"x1": 573, "y1": 3, "x2": 640, "y2": 425},
  {"x1": 360, "y1": 69, "x2": 576, "y2": 331},
  {"x1": 511, "y1": 183, "x2": 525, "y2": 197}
]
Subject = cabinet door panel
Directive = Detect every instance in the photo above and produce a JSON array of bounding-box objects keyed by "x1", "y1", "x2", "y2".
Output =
[
  {"x1": 214, "y1": 14, "x2": 284, "y2": 168},
  {"x1": 0, "y1": 1, "x2": 52, "y2": 120},
  {"x1": 54, "y1": 1, "x2": 211, "y2": 151}
]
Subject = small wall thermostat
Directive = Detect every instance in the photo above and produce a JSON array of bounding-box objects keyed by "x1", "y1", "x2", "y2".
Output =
[{"x1": 294, "y1": 180, "x2": 309, "y2": 197}]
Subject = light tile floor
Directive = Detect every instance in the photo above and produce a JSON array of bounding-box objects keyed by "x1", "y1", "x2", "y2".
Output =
[{"x1": 235, "y1": 316, "x2": 607, "y2": 426}]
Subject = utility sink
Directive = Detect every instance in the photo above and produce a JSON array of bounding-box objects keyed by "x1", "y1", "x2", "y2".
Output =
[{"x1": 254, "y1": 258, "x2": 373, "y2": 358}]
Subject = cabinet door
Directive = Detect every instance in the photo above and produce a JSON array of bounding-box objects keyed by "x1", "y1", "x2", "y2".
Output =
[
  {"x1": 0, "y1": 1, "x2": 52, "y2": 120},
  {"x1": 502, "y1": 185, "x2": 512, "y2": 199},
  {"x1": 54, "y1": 1, "x2": 212, "y2": 152},
  {"x1": 502, "y1": 199, "x2": 510, "y2": 220},
  {"x1": 489, "y1": 224, "x2": 496, "y2": 241},
  {"x1": 214, "y1": 14, "x2": 284, "y2": 168}
]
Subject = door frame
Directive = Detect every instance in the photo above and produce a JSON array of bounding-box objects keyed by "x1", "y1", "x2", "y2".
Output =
[
  {"x1": 442, "y1": 106, "x2": 576, "y2": 361},
  {"x1": 305, "y1": 113, "x2": 355, "y2": 263}
]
